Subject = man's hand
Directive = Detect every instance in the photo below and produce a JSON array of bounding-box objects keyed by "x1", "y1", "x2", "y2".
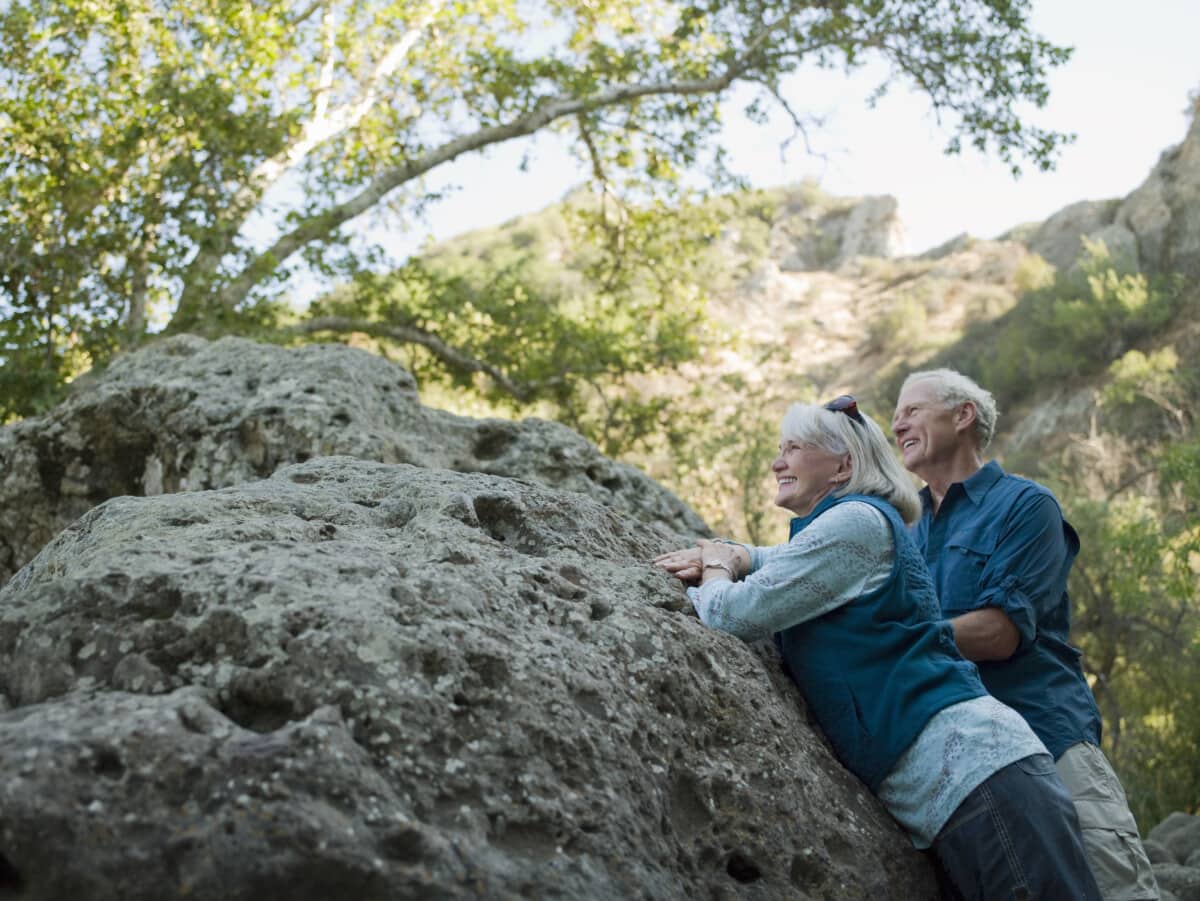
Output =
[{"x1": 950, "y1": 608, "x2": 1021, "y2": 661}]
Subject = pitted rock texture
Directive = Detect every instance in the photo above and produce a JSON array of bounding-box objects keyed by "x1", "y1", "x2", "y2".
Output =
[
  {"x1": 1148, "y1": 813, "x2": 1200, "y2": 901},
  {"x1": 0, "y1": 334, "x2": 708, "y2": 587},
  {"x1": 0, "y1": 458, "x2": 934, "y2": 900}
]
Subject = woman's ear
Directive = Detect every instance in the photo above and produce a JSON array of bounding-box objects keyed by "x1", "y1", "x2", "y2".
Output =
[{"x1": 833, "y1": 454, "x2": 853, "y2": 484}]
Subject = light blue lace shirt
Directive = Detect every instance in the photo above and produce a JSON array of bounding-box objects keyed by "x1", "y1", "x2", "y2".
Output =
[{"x1": 688, "y1": 500, "x2": 1048, "y2": 848}]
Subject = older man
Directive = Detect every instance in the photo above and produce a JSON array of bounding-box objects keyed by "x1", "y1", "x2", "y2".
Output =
[{"x1": 892, "y1": 368, "x2": 1158, "y2": 901}]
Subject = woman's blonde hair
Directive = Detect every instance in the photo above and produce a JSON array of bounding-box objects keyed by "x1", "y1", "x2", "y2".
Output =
[{"x1": 780, "y1": 400, "x2": 922, "y2": 524}]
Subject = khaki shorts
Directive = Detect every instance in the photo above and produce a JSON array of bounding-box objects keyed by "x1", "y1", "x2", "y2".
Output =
[{"x1": 1055, "y1": 742, "x2": 1160, "y2": 901}]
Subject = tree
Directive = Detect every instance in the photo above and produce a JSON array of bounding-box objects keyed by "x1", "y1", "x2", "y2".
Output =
[
  {"x1": 1, "y1": 0, "x2": 1072, "y2": 419},
  {"x1": 1066, "y1": 447, "x2": 1200, "y2": 826},
  {"x1": 1028, "y1": 343, "x2": 1200, "y2": 825}
]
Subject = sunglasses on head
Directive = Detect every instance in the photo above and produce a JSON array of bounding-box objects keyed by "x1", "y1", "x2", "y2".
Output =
[{"x1": 824, "y1": 394, "x2": 865, "y2": 425}]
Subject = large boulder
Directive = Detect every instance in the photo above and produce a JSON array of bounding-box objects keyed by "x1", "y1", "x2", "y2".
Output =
[
  {"x1": 1151, "y1": 813, "x2": 1200, "y2": 867},
  {"x1": 1153, "y1": 864, "x2": 1200, "y2": 901},
  {"x1": 0, "y1": 335, "x2": 708, "y2": 587},
  {"x1": 0, "y1": 457, "x2": 935, "y2": 900},
  {"x1": 1146, "y1": 812, "x2": 1200, "y2": 901}
]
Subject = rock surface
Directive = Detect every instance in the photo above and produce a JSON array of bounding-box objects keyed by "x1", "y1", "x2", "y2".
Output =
[
  {"x1": 0, "y1": 335, "x2": 708, "y2": 587},
  {"x1": 1024, "y1": 199, "x2": 1123, "y2": 272},
  {"x1": 770, "y1": 189, "x2": 905, "y2": 272},
  {"x1": 1024, "y1": 107, "x2": 1200, "y2": 277},
  {"x1": 1147, "y1": 812, "x2": 1200, "y2": 901},
  {"x1": 1116, "y1": 106, "x2": 1200, "y2": 280},
  {"x1": 0, "y1": 457, "x2": 935, "y2": 900}
]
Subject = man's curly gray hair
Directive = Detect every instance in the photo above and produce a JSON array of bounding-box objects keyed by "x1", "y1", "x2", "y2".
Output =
[{"x1": 900, "y1": 369, "x2": 998, "y2": 450}]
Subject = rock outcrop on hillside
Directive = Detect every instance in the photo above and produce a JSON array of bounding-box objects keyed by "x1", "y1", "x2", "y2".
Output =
[
  {"x1": 1027, "y1": 109, "x2": 1200, "y2": 278},
  {"x1": 0, "y1": 335, "x2": 708, "y2": 588},
  {"x1": 0, "y1": 455, "x2": 935, "y2": 900},
  {"x1": 770, "y1": 190, "x2": 905, "y2": 272}
]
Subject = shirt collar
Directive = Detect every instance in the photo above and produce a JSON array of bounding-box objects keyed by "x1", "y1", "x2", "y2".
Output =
[
  {"x1": 961, "y1": 460, "x2": 1004, "y2": 503},
  {"x1": 919, "y1": 460, "x2": 1005, "y2": 511}
]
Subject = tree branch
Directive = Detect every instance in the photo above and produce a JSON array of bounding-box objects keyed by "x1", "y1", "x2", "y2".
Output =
[
  {"x1": 211, "y1": 14, "x2": 795, "y2": 312},
  {"x1": 311, "y1": 3, "x2": 338, "y2": 125},
  {"x1": 178, "y1": 2, "x2": 442, "y2": 319},
  {"x1": 253, "y1": 1, "x2": 443, "y2": 194},
  {"x1": 288, "y1": 314, "x2": 535, "y2": 401},
  {"x1": 289, "y1": 0, "x2": 326, "y2": 28},
  {"x1": 743, "y1": 75, "x2": 825, "y2": 161}
]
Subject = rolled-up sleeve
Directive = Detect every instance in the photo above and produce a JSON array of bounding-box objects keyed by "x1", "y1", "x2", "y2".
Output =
[{"x1": 971, "y1": 493, "x2": 1074, "y2": 653}]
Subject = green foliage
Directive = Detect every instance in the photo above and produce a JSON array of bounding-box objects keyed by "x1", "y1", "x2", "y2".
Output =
[
  {"x1": 1100, "y1": 347, "x2": 1190, "y2": 438},
  {"x1": 1064, "y1": 445, "x2": 1200, "y2": 825},
  {"x1": 898, "y1": 241, "x2": 1186, "y2": 413},
  {"x1": 867, "y1": 292, "x2": 929, "y2": 356},
  {"x1": 307, "y1": 193, "x2": 717, "y2": 453},
  {"x1": 1103, "y1": 348, "x2": 1180, "y2": 408},
  {"x1": 1012, "y1": 252, "x2": 1056, "y2": 294},
  {"x1": 2, "y1": 0, "x2": 1072, "y2": 418},
  {"x1": 1161, "y1": 438, "x2": 1200, "y2": 500}
]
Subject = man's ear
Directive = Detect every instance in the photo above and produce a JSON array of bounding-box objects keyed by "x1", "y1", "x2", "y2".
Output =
[{"x1": 954, "y1": 402, "x2": 978, "y2": 436}]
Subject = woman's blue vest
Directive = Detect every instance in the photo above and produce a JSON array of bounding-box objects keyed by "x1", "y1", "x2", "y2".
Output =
[{"x1": 777, "y1": 492, "x2": 985, "y2": 792}]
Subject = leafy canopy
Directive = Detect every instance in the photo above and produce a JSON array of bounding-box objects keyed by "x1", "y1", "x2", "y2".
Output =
[{"x1": 1, "y1": 0, "x2": 1072, "y2": 420}]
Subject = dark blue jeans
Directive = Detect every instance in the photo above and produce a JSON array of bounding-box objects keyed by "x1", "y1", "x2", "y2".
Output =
[{"x1": 929, "y1": 754, "x2": 1102, "y2": 900}]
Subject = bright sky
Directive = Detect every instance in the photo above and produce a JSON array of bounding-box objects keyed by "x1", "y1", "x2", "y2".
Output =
[{"x1": 375, "y1": 0, "x2": 1200, "y2": 259}]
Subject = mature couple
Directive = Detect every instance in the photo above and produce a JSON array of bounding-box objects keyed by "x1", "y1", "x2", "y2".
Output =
[{"x1": 655, "y1": 369, "x2": 1159, "y2": 901}]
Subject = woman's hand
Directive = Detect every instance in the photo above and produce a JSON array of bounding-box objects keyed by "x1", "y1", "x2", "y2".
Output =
[
  {"x1": 697, "y1": 540, "x2": 750, "y2": 583},
  {"x1": 654, "y1": 542, "x2": 750, "y2": 586},
  {"x1": 653, "y1": 547, "x2": 703, "y2": 585}
]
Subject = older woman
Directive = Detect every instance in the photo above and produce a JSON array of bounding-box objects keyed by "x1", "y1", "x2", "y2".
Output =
[{"x1": 655, "y1": 396, "x2": 1100, "y2": 900}]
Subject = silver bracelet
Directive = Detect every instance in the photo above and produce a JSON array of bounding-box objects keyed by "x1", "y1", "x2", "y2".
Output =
[{"x1": 702, "y1": 561, "x2": 736, "y2": 579}]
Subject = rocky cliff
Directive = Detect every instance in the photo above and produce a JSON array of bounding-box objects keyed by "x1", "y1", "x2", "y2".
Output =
[
  {"x1": 0, "y1": 339, "x2": 935, "y2": 900},
  {"x1": 987, "y1": 107, "x2": 1200, "y2": 469},
  {"x1": 1025, "y1": 106, "x2": 1200, "y2": 280}
]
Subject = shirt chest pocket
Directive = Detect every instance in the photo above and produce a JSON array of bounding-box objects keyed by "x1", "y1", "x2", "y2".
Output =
[{"x1": 941, "y1": 532, "x2": 996, "y2": 611}]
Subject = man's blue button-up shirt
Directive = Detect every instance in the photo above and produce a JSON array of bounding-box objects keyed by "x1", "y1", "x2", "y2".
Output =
[{"x1": 912, "y1": 461, "x2": 1101, "y2": 759}]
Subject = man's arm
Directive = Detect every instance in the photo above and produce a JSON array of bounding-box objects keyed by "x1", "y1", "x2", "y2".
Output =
[
  {"x1": 947, "y1": 491, "x2": 1074, "y2": 661},
  {"x1": 951, "y1": 608, "x2": 1021, "y2": 661}
]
